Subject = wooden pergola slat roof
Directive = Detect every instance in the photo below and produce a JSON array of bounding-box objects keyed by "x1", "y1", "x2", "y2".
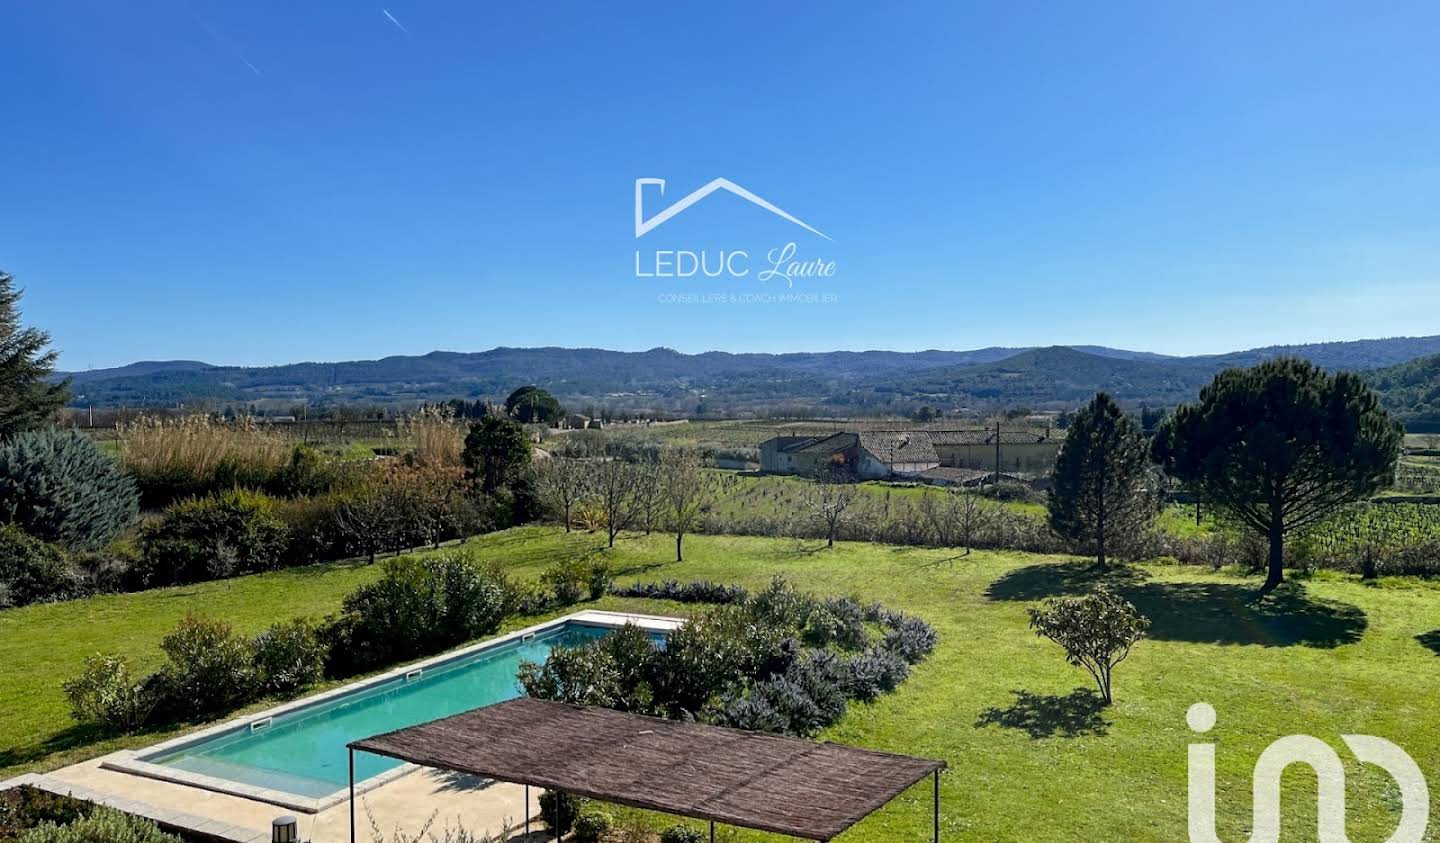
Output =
[{"x1": 349, "y1": 698, "x2": 945, "y2": 841}]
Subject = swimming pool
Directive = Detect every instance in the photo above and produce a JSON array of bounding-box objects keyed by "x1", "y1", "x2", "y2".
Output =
[{"x1": 104, "y1": 611, "x2": 680, "y2": 812}]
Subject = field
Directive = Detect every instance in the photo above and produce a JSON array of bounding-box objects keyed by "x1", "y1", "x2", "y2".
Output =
[
  {"x1": 3, "y1": 528, "x2": 1439, "y2": 840},
  {"x1": 684, "y1": 469, "x2": 1222, "y2": 548}
]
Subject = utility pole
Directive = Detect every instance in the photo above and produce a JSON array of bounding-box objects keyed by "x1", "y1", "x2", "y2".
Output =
[{"x1": 994, "y1": 419, "x2": 1002, "y2": 483}]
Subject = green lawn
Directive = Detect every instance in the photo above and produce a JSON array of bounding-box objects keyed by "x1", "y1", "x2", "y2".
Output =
[{"x1": 3, "y1": 529, "x2": 1438, "y2": 840}]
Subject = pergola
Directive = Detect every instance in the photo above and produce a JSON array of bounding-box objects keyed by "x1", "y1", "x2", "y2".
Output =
[{"x1": 348, "y1": 698, "x2": 946, "y2": 842}]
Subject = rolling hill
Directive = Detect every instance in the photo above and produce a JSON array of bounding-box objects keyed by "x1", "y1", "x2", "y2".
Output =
[
  {"x1": 1368, "y1": 353, "x2": 1440, "y2": 432},
  {"x1": 866, "y1": 347, "x2": 1213, "y2": 407},
  {"x1": 54, "y1": 336, "x2": 1440, "y2": 424}
]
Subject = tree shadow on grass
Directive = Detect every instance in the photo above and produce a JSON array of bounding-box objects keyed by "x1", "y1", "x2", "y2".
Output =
[
  {"x1": 1417, "y1": 630, "x2": 1440, "y2": 655},
  {"x1": 975, "y1": 688, "x2": 1110, "y2": 739},
  {"x1": 611, "y1": 560, "x2": 675, "y2": 578},
  {"x1": 0, "y1": 723, "x2": 125, "y2": 772},
  {"x1": 985, "y1": 562, "x2": 1367, "y2": 649}
]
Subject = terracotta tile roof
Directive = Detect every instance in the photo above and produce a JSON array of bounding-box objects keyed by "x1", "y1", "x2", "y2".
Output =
[{"x1": 857, "y1": 431, "x2": 939, "y2": 464}]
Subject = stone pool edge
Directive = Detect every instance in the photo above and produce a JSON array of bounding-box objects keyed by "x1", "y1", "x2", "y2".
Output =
[{"x1": 99, "y1": 610, "x2": 685, "y2": 814}]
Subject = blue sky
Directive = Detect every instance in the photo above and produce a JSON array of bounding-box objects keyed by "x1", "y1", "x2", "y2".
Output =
[{"x1": 3, "y1": 1, "x2": 1438, "y2": 369}]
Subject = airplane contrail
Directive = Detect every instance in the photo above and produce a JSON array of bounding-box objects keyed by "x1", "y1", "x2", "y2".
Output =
[{"x1": 382, "y1": 9, "x2": 408, "y2": 33}]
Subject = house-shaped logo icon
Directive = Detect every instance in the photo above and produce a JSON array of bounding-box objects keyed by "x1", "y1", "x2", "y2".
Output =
[{"x1": 634, "y1": 178, "x2": 830, "y2": 240}]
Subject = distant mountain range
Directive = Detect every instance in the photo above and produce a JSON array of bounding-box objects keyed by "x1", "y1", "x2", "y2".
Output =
[{"x1": 55, "y1": 335, "x2": 1440, "y2": 429}]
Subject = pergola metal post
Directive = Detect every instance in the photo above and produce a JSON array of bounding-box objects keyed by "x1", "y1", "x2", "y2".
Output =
[
  {"x1": 709, "y1": 820, "x2": 714, "y2": 842},
  {"x1": 348, "y1": 748, "x2": 356, "y2": 843},
  {"x1": 933, "y1": 768, "x2": 940, "y2": 842},
  {"x1": 524, "y1": 784, "x2": 530, "y2": 838}
]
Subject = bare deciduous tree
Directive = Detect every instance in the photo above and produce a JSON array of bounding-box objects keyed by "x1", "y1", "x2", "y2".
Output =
[
  {"x1": 335, "y1": 473, "x2": 397, "y2": 563},
  {"x1": 660, "y1": 447, "x2": 709, "y2": 562},
  {"x1": 591, "y1": 456, "x2": 642, "y2": 548},
  {"x1": 534, "y1": 451, "x2": 592, "y2": 532},
  {"x1": 919, "y1": 485, "x2": 995, "y2": 554},
  {"x1": 632, "y1": 458, "x2": 664, "y2": 536},
  {"x1": 803, "y1": 469, "x2": 860, "y2": 548}
]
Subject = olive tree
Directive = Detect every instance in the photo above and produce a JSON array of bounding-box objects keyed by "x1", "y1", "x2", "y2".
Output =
[
  {"x1": 1028, "y1": 588, "x2": 1149, "y2": 705},
  {"x1": 1153, "y1": 359, "x2": 1402, "y2": 594}
]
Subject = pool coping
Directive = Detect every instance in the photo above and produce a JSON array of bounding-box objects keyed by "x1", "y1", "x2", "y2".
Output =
[{"x1": 100, "y1": 610, "x2": 683, "y2": 814}]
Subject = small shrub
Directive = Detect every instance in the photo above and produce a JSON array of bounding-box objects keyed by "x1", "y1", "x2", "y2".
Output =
[
  {"x1": 586, "y1": 559, "x2": 612, "y2": 601},
  {"x1": 156, "y1": 615, "x2": 256, "y2": 716},
  {"x1": 653, "y1": 605, "x2": 787, "y2": 717},
  {"x1": 843, "y1": 648, "x2": 909, "y2": 702},
  {"x1": 572, "y1": 804, "x2": 613, "y2": 843},
  {"x1": 363, "y1": 810, "x2": 513, "y2": 843},
  {"x1": 518, "y1": 645, "x2": 620, "y2": 706},
  {"x1": 135, "y1": 490, "x2": 290, "y2": 586},
  {"x1": 324, "y1": 553, "x2": 512, "y2": 675},
  {"x1": 537, "y1": 791, "x2": 579, "y2": 836},
  {"x1": 272, "y1": 444, "x2": 365, "y2": 498},
  {"x1": 659, "y1": 824, "x2": 705, "y2": 843},
  {"x1": 750, "y1": 575, "x2": 812, "y2": 629},
  {"x1": 599, "y1": 624, "x2": 660, "y2": 712},
  {"x1": 252, "y1": 618, "x2": 327, "y2": 696},
  {"x1": 540, "y1": 559, "x2": 590, "y2": 605},
  {"x1": 715, "y1": 690, "x2": 789, "y2": 733},
  {"x1": 69, "y1": 544, "x2": 137, "y2": 596},
  {"x1": 0, "y1": 524, "x2": 78, "y2": 608},
  {"x1": 880, "y1": 614, "x2": 938, "y2": 664},
  {"x1": 0, "y1": 786, "x2": 93, "y2": 835},
  {"x1": 0, "y1": 429, "x2": 139, "y2": 552},
  {"x1": 15, "y1": 807, "x2": 181, "y2": 843},
  {"x1": 609, "y1": 580, "x2": 748, "y2": 604},
  {"x1": 717, "y1": 649, "x2": 848, "y2": 737},
  {"x1": 62, "y1": 654, "x2": 158, "y2": 732},
  {"x1": 801, "y1": 597, "x2": 868, "y2": 651},
  {"x1": 1029, "y1": 587, "x2": 1149, "y2": 705},
  {"x1": 274, "y1": 493, "x2": 351, "y2": 565}
]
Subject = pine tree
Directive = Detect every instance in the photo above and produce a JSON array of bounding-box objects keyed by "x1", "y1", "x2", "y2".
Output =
[
  {"x1": 1047, "y1": 392, "x2": 1157, "y2": 566},
  {"x1": 1153, "y1": 358, "x2": 1402, "y2": 595},
  {"x1": 0, "y1": 271, "x2": 70, "y2": 438}
]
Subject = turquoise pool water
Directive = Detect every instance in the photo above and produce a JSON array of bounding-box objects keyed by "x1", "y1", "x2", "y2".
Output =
[{"x1": 145, "y1": 622, "x2": 629, "y2": 799}]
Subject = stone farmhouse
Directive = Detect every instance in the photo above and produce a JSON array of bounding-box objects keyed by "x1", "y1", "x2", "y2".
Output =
[{"x1": 759, "y1": 428, "x2": 1062, "y2": 483}]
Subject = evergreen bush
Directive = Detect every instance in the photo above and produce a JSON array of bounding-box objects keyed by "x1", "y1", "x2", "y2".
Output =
[{"x1": 0, "y1": 429, "x2": 138, "y2": 551}]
